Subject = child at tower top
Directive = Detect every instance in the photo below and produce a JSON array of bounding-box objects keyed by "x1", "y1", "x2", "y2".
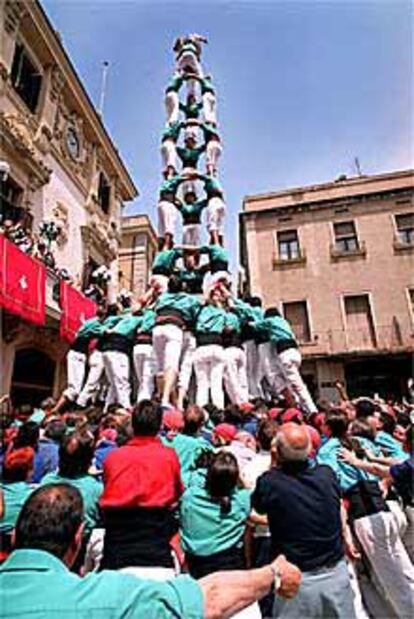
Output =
[{"x1": 175, "y1": 189, "x2": 208, "y2": 246}]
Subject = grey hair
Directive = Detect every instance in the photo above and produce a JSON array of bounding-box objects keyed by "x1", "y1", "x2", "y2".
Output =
[{"x1": 275, "y1": 431, "x2": 310, "y2": 463}]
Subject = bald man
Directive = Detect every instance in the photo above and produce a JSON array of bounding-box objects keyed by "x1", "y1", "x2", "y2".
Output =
[{"x1": 253, "y1": 423, "x2": 358, "y2": 619}]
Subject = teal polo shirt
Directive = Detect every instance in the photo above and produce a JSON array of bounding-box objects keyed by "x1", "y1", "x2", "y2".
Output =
[
  {"x1": 152, "y1": 248, "x2": 182, "y2": 274},
  {"x1": 176, "y1": 145, "x2": 205, "y2": 168},
  {"x1": 40, "y1": 473, "x2": 103, "y2": 536},
  {"x1": 0, "y1": 549, "x2": 203, "y2": 618},
  {"x1": 375, "y1": 431, "x2": 408, "y2": 461},
  {"x1": 180, "y1": 484, "x2": 251, "y2": 556},
  {"x1": 195, "y1": 304, "x2": 227, "y2": 335},
  {"x1": 177, "y1": 199, "x2": 208, "y2": 225},
  {"x1": 161, "y1": 434, "x2": 213, "y2": 485},
  {"x1": 0, "y1": 482, "x2": 35, "y2": 533},
  {"x1": 316, "y1": 437, "x2": 380, "y2": 492}
]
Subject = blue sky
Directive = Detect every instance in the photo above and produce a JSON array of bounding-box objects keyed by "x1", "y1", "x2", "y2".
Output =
[{"x1": 42, "y1": 0, "x2": 412, "y2": 270}]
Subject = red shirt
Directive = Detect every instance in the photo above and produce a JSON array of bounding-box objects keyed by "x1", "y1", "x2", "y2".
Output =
[{"x1": 100, "y1": 436, "x2": 184, "y2": 509}]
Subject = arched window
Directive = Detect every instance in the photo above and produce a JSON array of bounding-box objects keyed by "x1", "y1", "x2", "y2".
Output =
[{"x1": 11, "y1": 348, "x2": 55, "y2": 406}]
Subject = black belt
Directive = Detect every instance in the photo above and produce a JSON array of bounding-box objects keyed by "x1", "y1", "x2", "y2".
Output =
[
  {"x1": 186, "y1": 543, "x2": 244, "y2": 580},
  {"x1": 276, "y1": 339, "x2": 298, "y2": 354},
  {"x1": 210, "y1": 260, "x2": 228, "y2": 274},
  {"x1": 156, "y1": 310, "x2": 186, "y2": 329},
  {"x1": 196, "y1": 332, "x2": 223, "y2": 347},
  {"x1": 135, "y1": 333, "x2": 152, "y2": 345},
  {"x1": 101, "y1": 334, "x2": 132, "y2": 355},
  {"x1": 71, "y1": 338, "x2": 89, "y2": 354}
]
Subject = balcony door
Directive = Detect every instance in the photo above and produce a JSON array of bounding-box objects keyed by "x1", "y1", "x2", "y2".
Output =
[{"x1": 344, "y1": 295, "x2": 376, "y2": 350}]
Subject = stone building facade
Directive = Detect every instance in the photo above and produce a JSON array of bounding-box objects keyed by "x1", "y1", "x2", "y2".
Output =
[
  {"x1": 119, "y1": 214, "x2": 157, "y2": 298},
  {"x1": 0, "y1": 0, "x2": 137, "y2": 403},
  {"x1": 240, "y1": 169, "x2": 414, "y2": 401}
]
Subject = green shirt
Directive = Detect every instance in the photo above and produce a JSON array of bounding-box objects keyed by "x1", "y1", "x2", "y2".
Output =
[
  {"x1": 0, "y1": 549, "x2": 203, "y2": 619},
  {"x1": 176, "y1": 145, "x2": 206, "y2": 168},
  {"x1": 179, "y1": 101, "x2": 202, "y2": 119},
  {"x1": 0, "y1": 482, "x2": 35, "y2": 533},
  {"x1": 76, "y1": 317, "x2": 102, "y2": 340},
  {"x1": 138, "y1": 309, "x2": 156, "y2": 334},
  {"x1": 40, "y1": 473, "x2": 103, "y2": 536},
  {"x1": 155, "y1": 292, "x2": 201, "y2": 327},
  {"x1": 159, "y1": 175, "x2": 182, "y2": 198},
  {"x1": 199, "y1": 244, "x2": 229, "y2": 265},
  {"x1": 111, "y1": 313, "x2": 143, "y2": 340},
  {"x1": 177, "y1": 199, "x2": 207, "y2": 224},
  {"x1": 161, "y1": 434, "x2": 213, "y2": 486},
  {"x1": 176, "y1": 268, "x2": 205, "y2": 294},
  {"x1": 225, "y1": 311, "x2": 241, "y2": 334},
  {"x1": 161, "y1": 121, "x2": 182, "y2": 142},
  {"x1": 200, "y1": 173, "x2": 223, "y2": 197},
  {"x1": 180, "y1": 484, "x2": 251, "y2": 555},
  {"x1": 195, "y1": 304, "x2": 228, "y2": 334},
  {"x1": 258, "y1": 316, "x2": 296, "y2": 344},
  {"x1": 165, "y1": 73, "x2": 184, "y2": 93},
  {"x1": 152, "y1": 248, "x2": 182, "y2": 274}
]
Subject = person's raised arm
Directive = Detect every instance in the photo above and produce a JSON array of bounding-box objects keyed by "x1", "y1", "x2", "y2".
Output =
[
  {"x1": 339, "y1": 448, "x2": 392, "y2": 478},
  {"x1": 199, "y1": 555, "x2": 301, "y2": 619}
]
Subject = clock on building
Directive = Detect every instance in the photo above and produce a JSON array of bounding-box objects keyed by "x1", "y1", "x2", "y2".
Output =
[{"x1": 66, "y1": 126, "x2": 80, "y2": 159}]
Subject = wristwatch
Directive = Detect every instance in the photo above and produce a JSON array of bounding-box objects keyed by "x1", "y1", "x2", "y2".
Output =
[{"x1": 270, "y1": 564, "x2": 282, "y2": 592}]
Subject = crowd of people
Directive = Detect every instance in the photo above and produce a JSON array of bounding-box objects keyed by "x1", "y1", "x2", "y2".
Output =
[{"x1": 0, "y1": 380, "x2": 413, "y2": 617}]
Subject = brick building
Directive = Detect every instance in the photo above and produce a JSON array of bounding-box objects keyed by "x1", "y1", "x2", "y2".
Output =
[{"x1": 240, "y1": 169, "x2": 414, "y2": 401}]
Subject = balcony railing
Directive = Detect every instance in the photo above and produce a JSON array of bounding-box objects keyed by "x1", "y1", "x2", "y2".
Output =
[
  {"x1": 272, "y1": 249, "x2": 307, "y2": 269},
  {"x1": 330, "y1": 240, "x2": 367, "y2": 261},
  {"x1": 299, "y1": 322, "x2": 414, "y2": 356}
]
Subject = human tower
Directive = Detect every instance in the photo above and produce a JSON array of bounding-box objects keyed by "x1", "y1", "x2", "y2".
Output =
[{"x1": 153, "y1": 33, "x2": 230, "y2": 294}]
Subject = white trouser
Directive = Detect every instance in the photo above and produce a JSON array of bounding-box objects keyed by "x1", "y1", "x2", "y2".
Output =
[
  {"x1": 243, "y1": 340, "x2": 262, "y2": 399},
  {"x1": 133, "y1": 343, "x2": 156, "y2": 402},
  {"x1": 182, "y1": 223, "x2": 201, "y2": 246},
  {"x1": 77, "y1": 350, "x2": 105, "y2": 407},
  {"x1": 257, "y1": 342, "x2": 287, "y2": 395},
  {"x1": 152, "y1": 324, "x2": 183, "y2": 374},
  {"x1": 178, "y1": 331, "x2": 196, "y2": 393},
  {"x1": 160, "y1": 138, "x2": 177, "y2": 171},
  {"x1": 165, "y1": 90, "x2": 179, "y2": 125},
  {"x1": 403, "y1": 506, "x2": 414, "y2": 562},
  {"x1": 102, "y1": 350, "x2": 131, "y2": 410},
  {"x1": 279, "y1": 347, "x2": 317, "y2": 413},
  {"x1": 64, "y1": 350, "x2": 86, "y2": 401},
  {"x1": 206, "y1": 138, "x2": 222, "y2": 173},
  {"x1": 206, "y1": 196, "x2": 225, "y2": 234},
  {"x1": 354, "y1": 511, "x2": 414, "y2": 618},
  {"x1": 224, "y1": 346, "x2": 249, "y2": 405},
  {"x1": 203, "y1": 91, "x2": 217, "y2": 125},
  {"x1": 194, "y1": 344, "x2": 225, "y2": 409},
  {"x1": 157, "y1": 199, "x2": 177, "y2": 237},
  {"x1": 177, "y1": 50, "x2": 202, "y2": 76}
]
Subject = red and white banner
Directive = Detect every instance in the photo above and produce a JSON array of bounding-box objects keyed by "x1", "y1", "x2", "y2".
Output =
[
  {"x1": 59, "y1": 280, "x2": 97, "y2": 343},
  {"x1": 0, "y1": 235, "x2": 46, "y2": 325}
]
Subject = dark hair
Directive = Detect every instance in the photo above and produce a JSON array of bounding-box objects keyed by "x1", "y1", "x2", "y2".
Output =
[
  {"x1": 350, "y1": 419, "x2": 376, "y2": 442},
  {"x1": 396, "y1": 411, "x2": 411, "y2": 429},
  {"x1": 14, "y1": 484, "x2": 83, "y2": 560},
  {"x1": 379, "y1": 412, "x2": 396, "y2": 435},
  {"x1": 167, "y1": 275, "x2": 183, "y2": 294},
  {"x1": 258, "y1": 419, "x2": 277, "y2": 451},
  {"x1": 132, "y1": 399, "x2": 162, "y2": 436},
  {"x1": 194, "y1": 449, "x2": 215, "y2": 470},
  {"x1": 45, "y1": 419, "x2": 67, "y2": 444},
  {"x1": 106, "y1": 303, "x2": 119, "y2": 316},
  {"x1": 355, "y1": 400, "x2": 377, "y2": 419},
  {"x1": 249, "y1": 296, "x2": 262, "y2": 307},
  {"x1": 324, "y1": 410, "x2": 349, "y2": 439},
  {"x1": 58, "y1": 431, "x2": 94, "y2": 477},
  {"x1": 264, "y1": 307, "x2": 281, "y2": 318},
  {"x1": 14, "y1": 422, "x2": 39, "y2": 450},
  {"x1": 206, "y1": 451, "x2": 239, "y2": 515},
  {"x1": 204, "y1": 404, "x2": 225, "y2": 426},
  {"x1": 224, "y1": 404, "x2": 243, "y2": 427},
  {"x1": 184, "y1": 405, "x2": 204, "y2": 436}
]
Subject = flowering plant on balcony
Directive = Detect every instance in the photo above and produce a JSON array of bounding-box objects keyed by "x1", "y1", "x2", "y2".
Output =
[
  {"x1": 91, "y1": 265, "x2": 112, "y2": 285},
  {"x1": 38, "y1": 220, "x2": 62, "y2": 249}
]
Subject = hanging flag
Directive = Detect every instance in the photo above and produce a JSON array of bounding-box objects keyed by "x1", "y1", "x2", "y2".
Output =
[
  {"x1": 0, "y1": 235, "x2": 46, "y2": 325},
  {"x1": 59, "y1": 280, "x2": 97, "y2": 343}
]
